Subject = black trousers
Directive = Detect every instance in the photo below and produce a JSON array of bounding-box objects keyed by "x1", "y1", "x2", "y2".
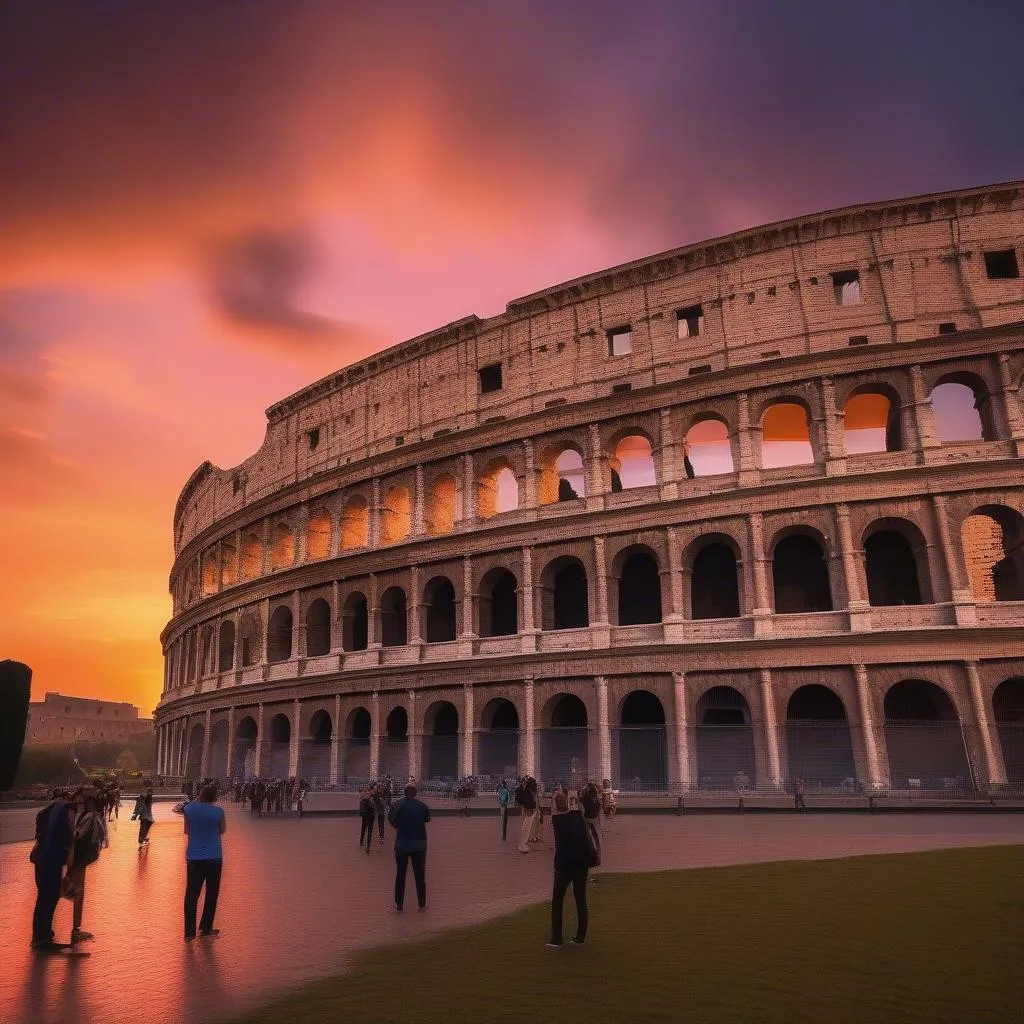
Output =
[
  {"x1": 138, "y1": 818, "x2": 153, "y2": 844},
  {"x1": 394, "y1": 849, "x2": 427, "y2": 909},
  {"x1": 550, "y1": 864, "x2": 589, "y2": 944},
  {"x1": 376, "y1": 812, "x2": 386, "y2": 840},
  {"x1": 32, "y1": 861, "x2": 64, "y2": 944},
  {"x1": 184, "y1": 858, "x2": 223, "y2": 937},
  {"x1": 360, "y1": 816, "x2": 375, "y2": 849},
  {"x1": 500, "y1": 806, "x2": 508, "y2": 840}
]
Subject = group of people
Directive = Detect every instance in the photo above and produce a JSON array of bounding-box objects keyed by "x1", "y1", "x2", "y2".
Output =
[
  {"x1": 230, "y1": 776, "x2": 308, "y2": 817},
  {"x1": 357, "y1": 776, "x2": 394, "y2": 851},
  {"x1": 510, "y1": 776, "x2": 616, "y2": 854}
]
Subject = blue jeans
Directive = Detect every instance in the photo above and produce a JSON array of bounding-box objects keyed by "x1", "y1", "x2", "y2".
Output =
[{"x1": 32, "y1": 860, "x2": 64, "y2": 944}]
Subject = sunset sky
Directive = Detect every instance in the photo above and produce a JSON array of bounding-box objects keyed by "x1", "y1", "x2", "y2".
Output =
[{"x1": 2, "y1": 1, "x2": 1022, "y2": 716}]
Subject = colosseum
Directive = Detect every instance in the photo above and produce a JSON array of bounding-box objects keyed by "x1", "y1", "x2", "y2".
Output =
[{"x1": 155, "y1": 182, "x2": 1024, "y2": 800}]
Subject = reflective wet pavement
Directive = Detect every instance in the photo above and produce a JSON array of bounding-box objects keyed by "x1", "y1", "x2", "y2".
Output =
[{"x1": 2, "y1": 802, "x2": 1022, "y2": 1024}]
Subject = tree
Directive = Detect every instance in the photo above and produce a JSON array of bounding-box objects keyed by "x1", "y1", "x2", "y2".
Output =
[{"x1": 116, "y1": 749, "x2": 139, "y2": 773}]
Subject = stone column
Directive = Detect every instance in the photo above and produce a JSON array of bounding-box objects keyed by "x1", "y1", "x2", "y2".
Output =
[
  {"x1": 253, "y1": 703, "x2": 265, "y2": 776},
  {"x1": 997, "y1": 353, "x2": 1024, "y2": 455},
  {"x1": 331, "y1": 582, "x2": 342, "y2": 654},
  {"x1": 659, "y1": 408, "x2": 682, "y2": 496},
  {"x1": 462, "y1": 453, "x2": 476, "y2": 524},
  {"x1": 200, "y1": 709, "x2": 212, "y2": 776},
  {"x1": 368, "y1": 574, "x2": 380, "y2": 648},
  {"x1": 261, "y1": 519, "x2": 272, "y2": 575},
  {"x1": 665, "y1": 527, "x2": 684, "y2": 620},
  {"x1": 292, "y1": 589, "x2": 303, "y2": 659},
  {"x1": 758, "y1": 669, "x2": 783, "y2": 791},
  {"x1": 226, "y1": 707, "x2": 236, "y2": 779},
  {"x1": 522, "y1": 437, "x2": 537, "y2": 508},
  {"x1": 965, "y1": 661, "x2": 1006, "y2": 787},
  {"x1": 460, "y1": 555, "x2": 475, "y2": 638},
  {"x1": 520, "y1": 545, "x2": 538, "y2": 652},
  {"x1": 596, "y1": 676, "x2": 612, "y2": 782},
  {"x1": 747, "y1": 513, "x2": 773, "y2": 635},
  {"x1": 836, "y1": 504, "x2": 872, "y2": 630},
  {"x1": 289, "y1": 698, "x2": 301, "y2": 777},
  {"x1": 522, "y1": 678, "x2": 536, "y2": 777},
  {"x1": 330, "y1": 695, "x2": 341, "y2": 785},
  {"x1": 593, "y1": 536, "x2": 610, "y2": 625},
  {"x1": 932, "y1": 495, "x2": 976, "y2": 624},
  {"x1": 854, "y1": 664, "x2": 884, "y2": 789},
  {"x1": 585, "y1": 423, "x2": 605, "y2": 511},
  {"x1": 461, "y1": 684, "x2": 475, "y2": 777},
  {"x1": 407, "y1": 688, "x2": 418, "y2": 780},
  {"x1": 369, "y1": 692, "x2": 381, "y2": 778},
  {"x1": 295, "y1": 503, "x2": 308, "y2": 564},
  {"x1": 672, "y1": 672, "x2": 690, "y2": 791},
  {"x1": 233, "y1": 611, "x2": 244, "y2": 672},
  {"x1": 370, "y1": 478, "x2": 381, "y2": 547},
  {"x1": 736, "y1": 391, "x2": 759, "y2": 486},
  {"x1": 909, "y1": 364, "x2": 940, "y2": 459},
  {"x1": 819, "y1": 376, "x2": 846, "y2": 476},
  {"x1": 413, "y1": 464, "x2": 426, "y2": 536},
  {"x1": 409, "y1": 564, "x2": 422, "y2": 645}
]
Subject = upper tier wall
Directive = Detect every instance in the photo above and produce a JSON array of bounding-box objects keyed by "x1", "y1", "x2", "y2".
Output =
[{"x1": 173, "y1": 183, "x2": 1024, "y2": 553}]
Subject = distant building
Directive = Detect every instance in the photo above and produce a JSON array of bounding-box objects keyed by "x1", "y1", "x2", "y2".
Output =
[{"x1": 27, "y1": 692, "x2": 154, "y2": 745}]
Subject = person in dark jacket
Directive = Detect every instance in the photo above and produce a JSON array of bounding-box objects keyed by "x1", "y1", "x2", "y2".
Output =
[
  {"x1": 358, "y1": 788, "x2": 376, "y2": 853},
  {"x1": 372, "y1": 785, "x2": 387, "y2": 846},
  {"x1": 30, "y1": 790, "x2": 75, "y2": 951},
  {"x1": 547, "y1": 791, "x2": 593, "y2": 948},
  {"x1": 387, "y1": 783, "x2": 431, "y2": 911}
]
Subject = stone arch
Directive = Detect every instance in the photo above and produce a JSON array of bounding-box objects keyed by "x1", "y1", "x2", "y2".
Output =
[
  {"x1": 267, "y1": 605, "x2": 293, "y2": 663},
  {"x1": 423, "y1": 575, "x2": 457, "y2": 643},
  {"x1": 425, "y1": 473, "x2": 458, "y2": 535},
  {"x1": 479, "y1": 458, "x2": 519, "y2": 519},
  {"x1": 615, "y1": 689, "x2": 667, "y2": 790},
  {"x1": 862, "y1": 518, "x2": 931, "y2": 606},
  {"x1": 479, "y1": 567, "x2": 518, "y2": 637},
  {"x1": 695, "y1": 686, "x2": 756, "y2": 791},
  {"x1": 961, "y1": 504, "x2": 1024, "y2": 601},
  {"x1": 380, "y1": 586, "x2": 408, "y2": 647},
  {"x1": 612, "y1": 545, "x2": 663, "y2": 625},
  {"x1": 380, "y1": 705, "x2": 409, "y2": 778},
  {"x1": 609, "y1": 433, "x2": 657, "y2": 491},
  {"x1": 930, "y1": 372, "x2": 996, "y2": 442},
  {"x1": 540, "y1": 555, "x2": 589, "y2": 630},
  {"x1": 993, "y1": 678, "x2": 1024, "y2": 788},
  {"x1": 218, "y1": 620, "x2": 235, "y2": 672},
  {"x1": 209, "y1": 719, "x2": 229, "y2": 779},
  {"x1": 342, "y1": 590, "x2": 369, "y2": 651},
  {"x1": 200, "y1": 625, "x2": 216, "y2": 676},
  {"x1": 771, "y1": 530, "x2": 833, "y2": 613},
  {"x1": 761, "y1": 400, "x2": 814, "y2": 468},
  {"x1": 785, "y1": 684, "x2": 857, "y2": 791},
  {"x1": 239, "y1": 612, "x2": 260, "y2": 667},
  {"x1": 185, "y1": 722, "x2": 205, "y2": 778},
  {"x1": 306, "y1": 510, "x2": 332, "y2": 560},
  {"x1": 184, "y1": 630, "x2": 197, "y2": 681},
  {"x1": 342, "y1": 706, "x2": 371, "y2": 781},
  {"x1": 302, "y1": 709, "x2": 332, "y2": 780},
  {"x1": 271, "y1": 522, "x2": 296, "y2": 570},
  {"x1": 539, "y1": 444, "x2": 586, "y2": 504},
  {"x1": 305, "y1": 597, "x2": 332, "y2": 656},
  {"x1": 423, "y1": 700, "x2": 459, "y2": 780},
  {"x1": 340, "y1": 495, "x2": 369, "y2": 550},
  {"x1": 883, "y1": 679, "x2": 973, "y2": 792},
  {"x1": 478, "y1": 697, "x2": 520, "y2": 779},
  {"x1": 241, "y1": 533, "x2": 262, "y2": 578},
  {"x1": 233, "y1": 714, "x2": 258, "y2": 778},
  {"x1": 843, "y1": 384, "x2": 903, "y2": 454},
  {"x1": 684, "y1": 415, "x2": 734, "y2": 476},
  {"x1": 539, "y1": 693, "x2": 589, "y2": 786},
  {"x1": 220, "y1": 542, "x2": 238, "y2": 587},
  {"x1": 380, "y1": 486, "x2": 412, "y2": 544},
  {"x1": 266, "y1": 712, "x2": 291, "y2": 776},
  {"x1": 687, "y1": 534, "x2": 742, "y2": 619},
  {"x1": 201, "y1": 553, "x2": 218, "y2": 596}
]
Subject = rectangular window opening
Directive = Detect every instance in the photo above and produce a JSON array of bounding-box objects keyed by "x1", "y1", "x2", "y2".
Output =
[
  {"x1": 307, "y1": 427, "x2": 320, "y2": 451},
  {"x1": 688, "y1": 364, "x2": 712, "y2": 376},
  {"x1": 545, "y1": 397, "x2": 567, "y2": 408},
  {"x1": 612, "y1": 382, "x2": 632, "y2": 393},
  {"x1": 938, "y1": 322, "x2": 957, "y2": 335},
  {"x1": 832, "y1": 270, "x2": 861, "y2": 306},
  {"x1": 479, "y1": 362, "x2": 503, "y2": 394},
  {"x1": 394, "y1": 435, "x2": 405, "y2": 447},
  {"x1": 848, "y1": 335, "x2": 869, "y2": 347},
  {"x1": 984, "y1": 248, "x2": 1019, "y2": 279},
  {"x1": 607, "y1": 326, "x2": 633, "y2": 357},
  {"x1": 676, "y1": 304, "x2": 704, "y2": 339}
]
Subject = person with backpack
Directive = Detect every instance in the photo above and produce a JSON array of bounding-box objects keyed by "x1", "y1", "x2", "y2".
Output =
[
  {"x1": 546, "y1": 790, "x2": 596, "y2": 948},
  {"x1": 30, "y1": 789, "x2": 75, "y2": 952},
  {"x1": 497, "y1": 780, "x2": 511, "y2": 841},
  {"x1": 63, "y1": 788, "x2": 108, "y2": 945},
  {"x1": 358, "y1": 788, "x2": 376, "y2": 853},
  {"x1": 131, "y1": 782, "x2": 155, "y2": 845}
]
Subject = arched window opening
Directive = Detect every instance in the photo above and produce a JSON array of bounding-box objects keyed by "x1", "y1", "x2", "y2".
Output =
[
  {"x1": 690, "y1": 542, "x2": 741, "y2": 619},
  {"x1": 539, "y1": 694, "x2": 589, "y2": 787},
  {"x1": 185, "y1": 631, "x2": 197, "y2": 681},
  {"x1": 785, "y1": 685, "x2": 856, "y2": 791},
  {"x1": 305, "y1": 598, "x2": 332, "y2": 657},
  {"x1": 342, "y1": 591, "x2": 369, "y2": 651},
  {"x1": 307, "y1": 510, "x2": 332, "y2": 560},
  {"x1": 994, "y1": 679, "x2": 1024, "y2": 789},
  {"x1": 267, "y1": 713, "x2": 291, "y2": 776},
  {"x1": 684, "y1": 418, "x2": 733, "y2": 476},
  {"x1": 310, "y1": 710, "x2": 333, "y2": 743},
  {"x1": 233, "y1": 715, "x2": 258, "y2": 778},
  {"x1": 425, "y1": 474, "x2": 458, "y2": 535},
  {"x1": 424, "y1": 701, "x2": 459, "y2": 780},
  {"x1": 186, "y1": 723, "x2": 205, "y2": 777},
  {"x1": 541, "y1": 448, "x2": 586, "y2": 504},
  {"x1": 772, "y1": 534, "x2": 833, "y2": 613},
  {"x1": 479, "y1": 461, "x2": 519, "y2": 519},
  {"x1": 303, "y1": 709, "x2": 333, "y2": 779},
  {"x1": 380, "y1": 587, "x2": 408, "y2": 647},
  {"x1": 271, "y1": 523, "x2": 296, "y2": 570},
  {"x1": 343, "y1": 707, "x2": 372, "y2": 781},
  {"x1": 479, "y1": 567, "x2": 518, "y2": 637},
  {"x1": 381, "y1": 706, "x2": 408, "y2": 778},
  {"x1": 930, "y1": 379, "x2": 991, "y2": 443},
  {"x1": 864, "y1": 530, "x2": 923, "y2": 606},
  {"x1": 883, "y1": 679, "x2": 973, "y2": 792},
  {"x1": 349, "y1": 707, "x2": 371, "y2": 739},
  {"x1": 616, "y1": 689, "x2": 667, "y2": 791},
  {"x1": 240, "y1": 613, "x2": 260, "y2": 667},
  {"x1": 617, "y1": 551, "x2": 662, "y2": 625},
  {"x1": 610, "y1": 434, "x2": 656, "y2": 491},
  {"x1": 380, "y1": 486, "x2": 411, "y2": 544},
  {"x1": 218, "y1": 620, "x2": 235, "y2": 672},
  {"x1": 479, "y1": 698, "x2": 520, "y2": 779},
  {"x1": 962, "y1": 508, "x2": 1024, "y2": 602},
  {"x1": 695, "y1": 686, "x2": 756, "y2": 791},
  {"x1": 220, "y1": 543, "x2": 238, "y2": 587},
  {"x1": 209, "y1": 720, "x2": 229, "y2": 779},
  {"x1": 761, "y1": 402, "x2": 813, "y2": 468},
  {"x1": 201, "y1": 554, "x2": 218, "y2": 596},
  {"x1": 542, "y1": 557, "x2": 589, "y2": 630},
  {"x1": 241, "y1": 534, "x2": 262, "y2": 578},
  {"x1": 200, "y1": 627, "x2": 215, "y2": 676},
  {"x1": 844, "y1": 391, "x2": 901, "y2": 454},
  {"x1": 267, "y1": 606, "x2": 293, "y2": 663},
  {"x1": 424, "y1": 576, "x2": 457, "y2": 643},
  {"x1": 340, "y1": 496, "x2": 369, "y2": 550}
]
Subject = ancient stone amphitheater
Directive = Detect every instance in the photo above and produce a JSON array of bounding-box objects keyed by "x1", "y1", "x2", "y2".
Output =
[{"x1": 156, "y1": 182, "x2": 1024, "y2": 799}]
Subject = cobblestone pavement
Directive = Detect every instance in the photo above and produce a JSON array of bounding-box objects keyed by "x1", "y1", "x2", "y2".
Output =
[{"x1": 2, "y1": 801, "x2": 1022, "y2": 1024}]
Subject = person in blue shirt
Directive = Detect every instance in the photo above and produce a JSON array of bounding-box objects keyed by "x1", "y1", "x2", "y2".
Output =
[
  {"x1": 497, "y1": 780, "x2": 511, "y2": 841},
  {"x1": 30, "y1": 790, "x2": 74, "y2": 951},
  {"x1": 387, "y1": 783, "x2": 431, "y2": 911},
  {"x1": 183, "y1": 782, "x2": 226, "y2": 939}
]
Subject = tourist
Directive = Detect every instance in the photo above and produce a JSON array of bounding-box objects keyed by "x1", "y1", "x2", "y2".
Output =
[
  {"x1": 517, "y1": 776, "x2": 538, "y2": 853},
  {"x1": 794, "y1": 778, "x2": 806, "y2": 812},
  {"x1": 30, "y1": 789, "x2": 74, "y2": 952},
  {"x1": 497, "y1": 779, "x2": 510, "y2": 840},
  {"x1": 600, "y1": 779, "x2": 616, "y2": 830},
  {"x1": 372, "y1": 784, "x2": 387, "y2": 846},
  {"x1": 63, "y1": 788, "x2": 108, "y2": 945},
  {"x1": 388, "y1": 783, "x2": 431, "y2": 911},
  {"x1": 579, "y1": 780, "x2": 602, "y2": 862},
  {"x1": 131, "y1": 782, "x2": 155, "y2": 845},
  {"x1": 359, "y1": 787, "x2": 376, "y2": 853},
  {"x1": 183, "y1": 782, "x2": 226, "y2": 940},
  {"x1": 531, "y1": 779, "x2": 545, "y2": 843},
  {"x1": 546, "y1": 791, "x2": 595, "y2": 948},
  {"x1": 293, "y1": 778, "x2": 307, "y2": 818}
]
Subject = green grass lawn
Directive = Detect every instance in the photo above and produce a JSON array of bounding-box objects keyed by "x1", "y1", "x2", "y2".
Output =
[{"x1": 234, "y1": 846, "x2": 1023, "y2": 1024}]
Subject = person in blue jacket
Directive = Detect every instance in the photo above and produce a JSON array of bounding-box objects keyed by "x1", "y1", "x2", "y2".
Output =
[{"x1": 387, "y1": 783, "x2": 431, "y2": 911}]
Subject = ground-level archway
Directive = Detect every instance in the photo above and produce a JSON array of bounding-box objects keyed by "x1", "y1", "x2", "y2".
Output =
[
  {"x1": 185, "y1": 723, "x2": 205, "y2": 779},
  {"x1": 380, "y1": 706, "x2": 409, "y2": 779},
  {"x1": 300, "y1": 709, "x2": 333, "y2": 781},
  {"x1": 994, "y1": 678, "x2": 1024, "y2": 789},
  {"x1": 785, "y1": 685, "x2": 857, "y2": 792},
  {"x1": 266, "y1": 712, "x2": 291, "y2": 777},
  {"x1": 423, "y1": 701, "x2": 459, "y2": 780},
  {"x1": 343, "y1": 707, "x2": 371, "y2": 781},
  {"x1": 209, "y1": 719, "x2": 229, "y2": 779},
  {"x1": 539, "y1": 693, "x2": 589, "y2": 786},
  {"x1": 233, "y1": 715, "x2": 258, "y2": 779},
  {"x1": 478, "y1": 698, "x2": 519, "y2": 780},
  {"x1": 614, "y1": 689, "x2": 667, "y2": 790},
  {"x1": 695, "y1": 686, "x2": 757, "y2": 791}
]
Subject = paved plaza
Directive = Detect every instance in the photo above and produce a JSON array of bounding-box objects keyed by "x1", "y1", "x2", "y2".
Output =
[{"x1": 2, "y1": 801, "x2": 1023, "y2": 1024}]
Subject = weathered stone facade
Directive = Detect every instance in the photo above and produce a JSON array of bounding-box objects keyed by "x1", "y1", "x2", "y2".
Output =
[
  {"x1": 28, "y1": 693, "x2": 153, "y2": 745},
  {"x1": 155, "y1": 183, "x2": 1024, "y2": 794}
]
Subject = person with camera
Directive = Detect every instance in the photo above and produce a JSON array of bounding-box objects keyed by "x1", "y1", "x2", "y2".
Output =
[{"x1": 546, "y1": 790, "x2": 597, "y2": 948}]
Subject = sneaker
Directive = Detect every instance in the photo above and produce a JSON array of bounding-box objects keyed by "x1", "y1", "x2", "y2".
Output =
[
  {"x1": 199, "y1": 929, "x2": 220, "y2": 938},
  {"x1": 70, "y1": 929, "x2": 94, "y2": 944},
  {"x1": 395, "y1": 905, "x2": 404, "y2": 913},
  {"x1": 571, "y1": 937, "x2": 586, "y2": 945},
  {"x1": 417, "y1": 905, "x2": 426, "y2": 912},
  {"x1": 32, "y1": 940, "x2": 70, "y2": 954},
  {"x1": 545, "y1": 941, "x2": 563, "y2": 949}
]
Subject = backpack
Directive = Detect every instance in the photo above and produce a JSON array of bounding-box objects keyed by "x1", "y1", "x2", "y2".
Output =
[{"x1": 76, "y1": 812, "x2": 105, "y2": 867}]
